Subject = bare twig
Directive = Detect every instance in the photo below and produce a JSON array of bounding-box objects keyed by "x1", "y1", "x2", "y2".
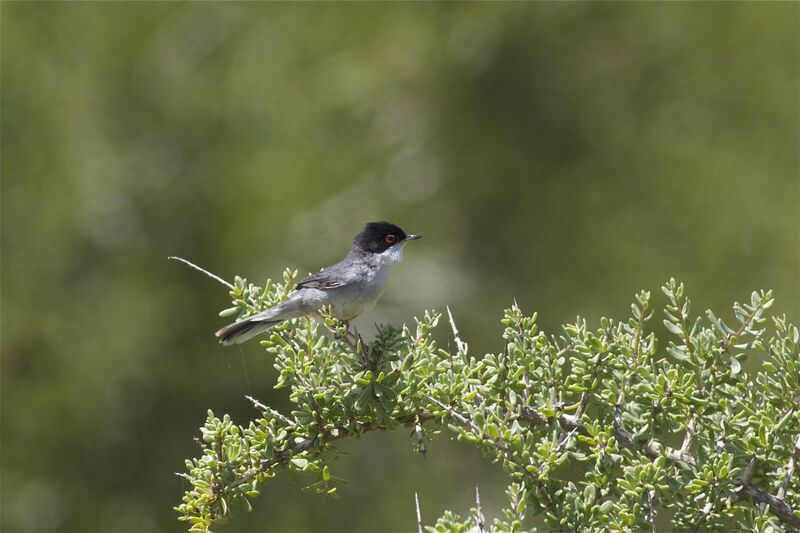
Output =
[
  {"x1": 245, "y1": 395, "x2": 293, "y2": 424},
  {"x1": 519, "y1": 406, "x2": 589, "y2": 436},
  {"x1": 168, "y1": 256, "x2": 234, "y2": 290},
  {"x1": 475, "y1": 486, "x2": 486, "y2": 533},
  {"x1": 446, "y1": 306, "x2": 467, "y2": 355},
  {"x1": 245, "y1": 395, "x2": 270, "y2": 412},
  {"x1": 415, "y1": 492, "x2": 424, "y2": 533},
  {"x1": 520, "y1": 407, "x2": 550, "y2": 425},
  {"x1": 734, "y1": 477, "x2": 800, "y2": 529}
]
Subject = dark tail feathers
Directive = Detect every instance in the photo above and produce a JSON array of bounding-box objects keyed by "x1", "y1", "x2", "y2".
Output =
[{"x1": 215, "y1": 318, "x2": 281, "y2": 346}]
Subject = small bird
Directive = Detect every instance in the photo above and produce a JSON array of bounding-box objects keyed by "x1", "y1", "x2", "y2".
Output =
[{"x1": 215, "y1": 221, "x2": 422, "y2": 345}]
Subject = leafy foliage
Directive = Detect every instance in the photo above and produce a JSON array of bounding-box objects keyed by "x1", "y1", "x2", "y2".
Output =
[{"x1": 177, "y1": 274, "x2": 800, "y2": 531}]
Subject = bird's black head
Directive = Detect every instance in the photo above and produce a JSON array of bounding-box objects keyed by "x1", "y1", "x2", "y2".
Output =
[{"x1": 353, "y1": 221, "x2": 422, "y2": 254}]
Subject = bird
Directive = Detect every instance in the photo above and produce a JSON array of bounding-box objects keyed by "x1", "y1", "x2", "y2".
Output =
[{"x1": 215, "y1": 221, "x2": 422, "y2": 346}]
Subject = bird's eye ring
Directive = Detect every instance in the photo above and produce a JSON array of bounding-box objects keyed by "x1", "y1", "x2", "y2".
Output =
[{"x1": 385, "y1": 234, "x2": 396, "y2": 244}]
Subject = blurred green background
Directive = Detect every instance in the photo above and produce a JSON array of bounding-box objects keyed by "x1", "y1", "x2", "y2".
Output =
[{"x1": 2, "y1": 2, "x2": 798, "y2": 531}]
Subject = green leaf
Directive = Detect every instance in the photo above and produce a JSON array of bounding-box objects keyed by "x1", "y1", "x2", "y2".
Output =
[
  {"x1": 541, "y1": 407, "x2": 556, "y2": 417},
  {"x1": 667, "y1": 346, "x2": 690, "y2": 361},
  {"x1": 291, "y1": 458, "x2": 309, "y2": 469},
  {"x1": 599, "y1": 500, "x2": 614, "y2": 513},
  {"x1": 663, "y1": 320, "x2": 683, "y2": 336},
  {"x1": 583, "y1": 483, "x2": 596, "y2": 506}
]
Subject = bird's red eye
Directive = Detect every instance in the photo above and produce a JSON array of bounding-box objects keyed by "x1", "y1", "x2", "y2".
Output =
[{"x1": 385, "y1": 234, "x2": 396, "y2": 244}]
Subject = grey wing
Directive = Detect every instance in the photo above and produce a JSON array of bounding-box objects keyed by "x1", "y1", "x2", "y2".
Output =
[{"x1": 296, "y1": 261, "x2": 354, "y2": 290}]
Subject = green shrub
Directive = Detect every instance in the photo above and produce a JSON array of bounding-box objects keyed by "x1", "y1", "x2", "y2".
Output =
[{"x1": 176, "y1": 266, "x2": 800, "y2": 532}]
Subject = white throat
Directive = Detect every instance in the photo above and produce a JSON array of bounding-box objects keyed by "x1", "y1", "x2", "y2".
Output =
[{"x1": 379, "y1": 243, "x2": 405, "y2": 264}]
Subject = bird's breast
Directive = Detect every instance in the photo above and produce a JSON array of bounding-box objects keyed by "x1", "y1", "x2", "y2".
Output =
[{"x1": 330, "y1": 262, "x2": 391, "y2": 321}]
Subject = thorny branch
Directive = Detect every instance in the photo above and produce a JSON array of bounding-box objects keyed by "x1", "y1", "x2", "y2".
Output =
[
  {"x1": 246, "y1": 395, "x2": 293, "y2": 425},
  {"x1": 520, "y1": 406, "x2": 588, "y2": 436},
  {"x1": 734, "y1": 478, "x2": 800, "y2": 529},
  {"x1": 613, "y1": 391, "x2": 663, "y2": 463},
  {"x1": 423, "y1": 394, "x2": 518, "y2": 462},
  {"x1": 721, "y1": 297, "x2": 770, "y2": 354},
  {"x1": 225, "y1": 412, "x2": 429, "y2": 494},
  {"x1": 777, "y1": 435, "x2": 800, "y2": 501},
  {"x1": 175, "y1": 262, "x2": 800, "y2": 531}
]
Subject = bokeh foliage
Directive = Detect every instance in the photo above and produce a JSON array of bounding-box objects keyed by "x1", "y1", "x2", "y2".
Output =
[{"x1": 2, "y1": 2, "x2": 798, "y2": 531}]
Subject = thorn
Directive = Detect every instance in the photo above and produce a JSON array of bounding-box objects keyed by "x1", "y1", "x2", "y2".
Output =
[
  {"x1": 415, "y1": 492, "x2": 424, "y2": 533},
  {"x1": 475, "y1": 485, "x2": 486, "y2": 533},
  {"x1": 246, "y1": 395, "x2": 269, "y2": 411},
  {"x1": 446, "y1": 305, "x2": 466, "y2": 354}
]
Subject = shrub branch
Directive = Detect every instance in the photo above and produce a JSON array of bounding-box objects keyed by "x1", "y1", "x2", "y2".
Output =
[{"x1": 172, "y1": 265, "x2": 797, "y2": 532}]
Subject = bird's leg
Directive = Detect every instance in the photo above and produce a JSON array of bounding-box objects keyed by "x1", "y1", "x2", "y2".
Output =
[
  {"x1": 337, "y1": 320, "x2": 370, "y2": 365},
  {"x1": 352, "y1": 325, "x2": 370, "y2": 357},
  {"x1": 338, "y1": 319, "x2": 352, "y2": 344},
  {"x1": 337, "y1": 319, "x2": 360, "y2": 353},
  {"x1": 341, "y1": 320, "x2": 359, "y2": 343}
]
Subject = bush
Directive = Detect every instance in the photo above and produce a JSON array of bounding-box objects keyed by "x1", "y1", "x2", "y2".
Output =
[{"x1": 175, "y1": 266, "x2": 800, "y2": 531}]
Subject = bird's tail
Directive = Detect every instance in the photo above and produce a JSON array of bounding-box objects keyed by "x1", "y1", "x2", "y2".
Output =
[
  {"x1": 215, "y1": 317, "x2": 283, "y2": 346},
  {"x1": 215, "y1": 297, "x2": 310, "y2": 346}
]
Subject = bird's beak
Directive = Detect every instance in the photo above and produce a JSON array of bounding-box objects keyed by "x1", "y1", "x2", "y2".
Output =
[{"x1": 405, "y1": 234, "x2": 423, "y2": 241}]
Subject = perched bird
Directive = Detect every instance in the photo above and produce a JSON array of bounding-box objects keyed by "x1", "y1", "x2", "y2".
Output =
[{"x1": 215, "y1": 221, "x2": 422, "y2": 346}]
